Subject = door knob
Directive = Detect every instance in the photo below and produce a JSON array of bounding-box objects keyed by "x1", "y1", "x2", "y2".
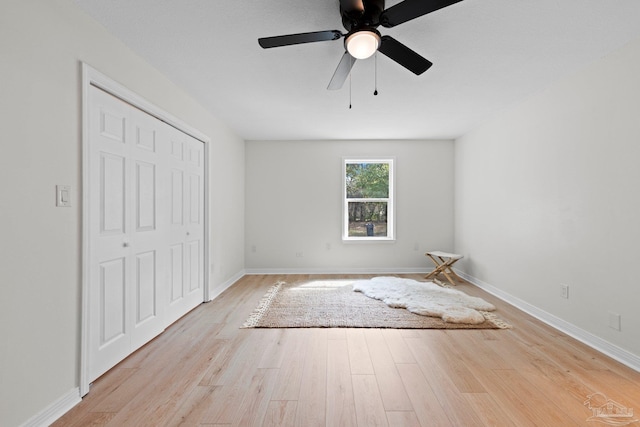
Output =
[
  {"x1": 123, "y1": 242, "x2": 129, "y2": 247},
  {"x1": 186, "y1": 232, "x2": 190, "y2": 236}
]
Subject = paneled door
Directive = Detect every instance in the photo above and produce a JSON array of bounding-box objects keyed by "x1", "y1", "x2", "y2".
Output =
[
  {"x1": 87, "y1": 86, "x2": 204, "y2": 382},
  {"x1": 166, "y1": 126, "x2": 205, "y2": 326}
]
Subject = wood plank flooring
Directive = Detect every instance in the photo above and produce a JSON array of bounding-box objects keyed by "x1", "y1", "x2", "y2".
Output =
[{"x1": 54, "y1": 274, "x2": 640, "y2": 426}]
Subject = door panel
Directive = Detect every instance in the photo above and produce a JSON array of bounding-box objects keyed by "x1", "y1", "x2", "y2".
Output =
[
  {"x1": 171, "y1": 139, "x2": 183, "y2": 160},
  {"x1": 88, "y1": 86, "x2": 204, "y2": 383},
  {"x1": 188, "y1": 173, "x2": 200, "y2": 224},
  {"x1": 135, "y1": 161, "x2": 156, "y2": 232},
  {"x1": 100, "y1": 153, "x2": 126, "y2": 235},
  {"x1": 127, "y1": 106, "x2": 167, "y2": 350},
  {"x1": 136, "y1": 124, "x2": 156, "y2": 152},
  {"x1": 165, "y1": 129, "x2": 205, "y2": 325},
  {"x1": 187, "y1": 240, "x2": 200, "y2": 292},
  {"x1": 135, "y1": 250, "x2": 157, "y2": 325},
  {"x1": 100, "y1": 109, "x2": 126, "y2": 143},
  {"x1": 185, "y1": 141, "x2": 204, "y2": 297},
  {"x1": 99, "y1": 257, "x2": 126, "y2": 346},
  {"x1": 171, "y1": 170, "x2": 184, "y2": 224},
  {"x1": 89, "y1": 90, "x2": 133, "y2": 381},
  {"x1": 169, "y1": 243, "x2": 184, "y2": 302}
]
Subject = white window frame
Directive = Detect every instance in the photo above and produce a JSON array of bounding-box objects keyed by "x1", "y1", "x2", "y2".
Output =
[{"x1": 342, "y1": 157, "x2": 395, "y2": 241}]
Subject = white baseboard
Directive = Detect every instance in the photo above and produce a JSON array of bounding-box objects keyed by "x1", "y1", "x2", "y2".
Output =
[
  {"x1": 244, "y1": 267, "x2": 430, "y2": 275},
  {"x1": 20, "y1": 387, "x2": 81, "y2": 427},
  {"x1": 26, "y1": 271, "x2": 246, "y2": 427},
  {"x1": 456, "y1": 269, "x2": 640, "y2": 373},
  {"x1": 207, "y1": 270, "x2": 246, "y2": 301}
]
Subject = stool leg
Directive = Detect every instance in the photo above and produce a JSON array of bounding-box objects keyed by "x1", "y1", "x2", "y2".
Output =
[
  {"x1": 425, "y1": 254, "x2": 443, "y2": 280},
  {"x1": 441, "y1": 259, "x2": 462, "y2": 286},
  {"x1": 441, "y1": 264, "x2": 457, "y2": 286}
]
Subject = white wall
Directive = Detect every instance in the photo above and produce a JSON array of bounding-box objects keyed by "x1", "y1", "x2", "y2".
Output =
[
  {"x1": 455, "y1": 35, "x2": 640, "y2": 358},
  {"x1": 245, "y1": 139, "x2": 454, "y2": 272},
  {"x1": 0, "y1": 1, "x2": 244, "y2": 425}
]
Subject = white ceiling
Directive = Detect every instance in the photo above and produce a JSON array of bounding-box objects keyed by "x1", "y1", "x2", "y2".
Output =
[{"x1": 75, "y1": 0, "x2": 640, "y2": 141}]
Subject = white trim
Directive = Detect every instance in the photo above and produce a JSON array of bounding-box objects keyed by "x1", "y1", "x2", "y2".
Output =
[
  {"x1": 19, "y1": 388, "x2": 81, "y2": 427},
  {"x1": 456, "y1": 269, "x2": 640, "y2": 373},
  {"x1": 208, "y1": 270, "x2": 246, "y2": 301},
  {"x1": 202, "y1": 134, "x2": 211, "y2": 303},
  {"x1": 80, "y1": 63, "x2": 92, "y2": 398},
  {"x1": 342, "y1": 157, "x2": 395, "y2": 241},
  {"x1": 245, "y1": 267, "x2": 429, "y2": 275},
  {"x1": 80, "y1": 62, "x2": 211, "y2": 396},
  {"x1": 82, "y1": 65, "x2": 209, "y2": 142}
]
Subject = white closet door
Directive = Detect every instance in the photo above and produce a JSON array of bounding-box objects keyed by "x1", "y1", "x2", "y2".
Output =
[
  {"x1": 87, "y1": 86, "x2": 203, "y2": 382},
  {"x1": 166, "y1": 127, "x2": 205, "y2": 326},
  {"x1": 127, "y1": 106, "x2": 168, "y2": 351},
  {"x1": 88, "y1": 88, "x2": 133, "y2": 380}
]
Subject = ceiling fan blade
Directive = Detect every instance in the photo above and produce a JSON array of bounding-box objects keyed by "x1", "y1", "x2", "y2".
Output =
[
  {"x1": 378, "y1": 36, "x2": 432, "y2": 75},
  {"x1": 379, "y1": 0, "x2": 463, "y2": 28},
  {"x1": 327, "y1": 52, "x2": 356, "y2": 90},
  {"x1": 258, "y1": 30, "x2": 342, "y2": 49},
  {"x1": 340, "y1": 0, "x2": 365, "y2": 13}
]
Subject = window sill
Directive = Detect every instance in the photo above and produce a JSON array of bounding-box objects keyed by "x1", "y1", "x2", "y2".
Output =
[{"x1": 342, "y1": 237, "x2": 396, "y2": 243}]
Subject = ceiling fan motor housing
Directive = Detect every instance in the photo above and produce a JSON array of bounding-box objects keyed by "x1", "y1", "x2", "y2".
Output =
[
  {"x1": 341, "y1": 0, "x2": 385, "y2": 32},
  {"x1": 258, "y1": 0, "x2": 454, "y2": 88}
]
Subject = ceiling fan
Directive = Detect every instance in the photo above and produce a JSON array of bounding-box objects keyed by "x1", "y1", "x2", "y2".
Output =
[{"x1": 258, "y1": 0, "x2": 463, "y2": 90}]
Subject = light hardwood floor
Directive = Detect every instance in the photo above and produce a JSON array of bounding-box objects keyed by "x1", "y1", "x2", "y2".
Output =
[{"x1": 54, "y1": 274, "x2": 640, "y2": 426}]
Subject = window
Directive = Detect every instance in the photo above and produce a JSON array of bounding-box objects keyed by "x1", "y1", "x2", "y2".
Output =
[{"x1": 343, "y1": 158, "x2": 394, "y2": 241}]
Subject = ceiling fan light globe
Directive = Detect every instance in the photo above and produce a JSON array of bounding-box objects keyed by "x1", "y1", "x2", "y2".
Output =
[{"x1": 346, "y1": 31, "x2": 381, "y2": 59}]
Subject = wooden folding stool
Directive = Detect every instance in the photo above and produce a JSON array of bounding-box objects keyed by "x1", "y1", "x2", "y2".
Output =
[{"x1": 424, "y1": 251, "x2": 464, "y2": 286}]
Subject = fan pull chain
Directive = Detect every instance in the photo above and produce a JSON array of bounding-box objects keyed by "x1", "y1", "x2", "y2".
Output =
[
  {"x1": 349, "y1": 71, "x2": 352, "y2": 109},
  {"x1": 374, "y1": 52, "x2": 378, "y2": 96}
]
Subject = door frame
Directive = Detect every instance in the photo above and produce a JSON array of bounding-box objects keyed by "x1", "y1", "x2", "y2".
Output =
[{"x1": 80, "y1": 63, "x2": 211, "y2": 396}]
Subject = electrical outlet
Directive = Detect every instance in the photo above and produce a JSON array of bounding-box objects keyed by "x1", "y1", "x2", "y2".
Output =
[
  {"x1": 295, "y1": 252, "x2": 303, "y2": 258},
  {"x1": 251, "y1": 245, "x2": 257, "y2": 253},
  {"x1": 560, "y1": 284, "x2": 569, "y2": 299},
  {"x1": 609, "y1": 312, "x2": 621, "y2": 331}
]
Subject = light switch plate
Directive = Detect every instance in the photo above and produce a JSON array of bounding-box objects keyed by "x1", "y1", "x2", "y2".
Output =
[{"x1": 56, "y1": 185, "x2": 71, "y2": 207}]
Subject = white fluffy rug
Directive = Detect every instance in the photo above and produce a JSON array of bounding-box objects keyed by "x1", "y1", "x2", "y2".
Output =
[{"x1": 353, "y1": 277, "x2": 496, "y2": 324}]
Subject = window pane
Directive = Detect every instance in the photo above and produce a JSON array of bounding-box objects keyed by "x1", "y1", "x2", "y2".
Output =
[
  {"x1": 347, "y1": 201, "x2": 388, "y2": 237},
  {"x1": 346, "y1": 163, "x2": 389, "y2": 199}
]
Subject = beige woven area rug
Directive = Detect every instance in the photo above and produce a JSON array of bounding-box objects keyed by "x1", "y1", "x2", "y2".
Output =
[{"x1": 242, "y1": 280, "x2": 510, "y2": 329}]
